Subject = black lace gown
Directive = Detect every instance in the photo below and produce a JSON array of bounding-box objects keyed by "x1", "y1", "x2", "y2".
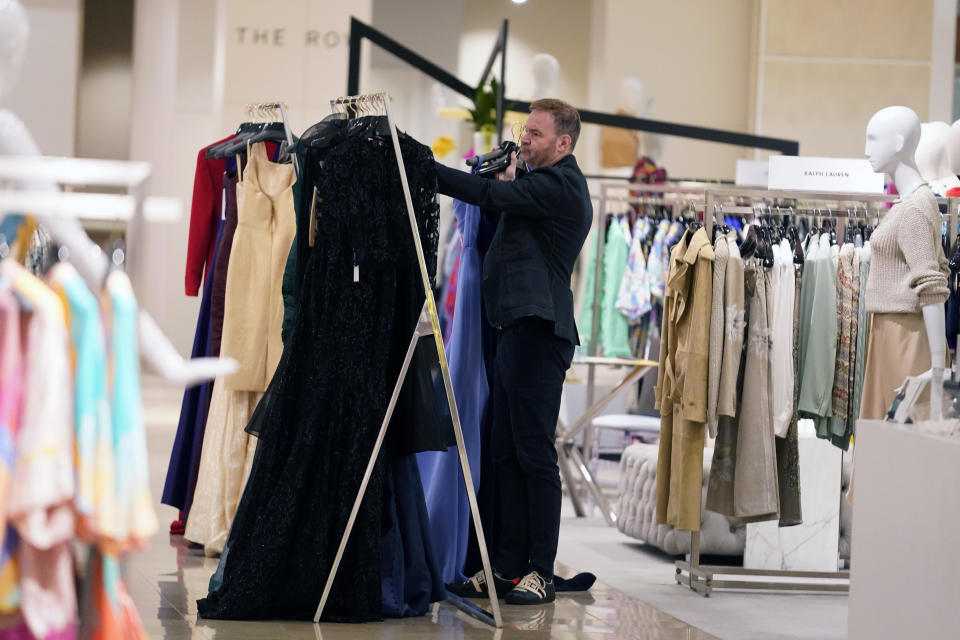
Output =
[{"x1": 197, "y1": 127, "x2": 442, "y2": 622}]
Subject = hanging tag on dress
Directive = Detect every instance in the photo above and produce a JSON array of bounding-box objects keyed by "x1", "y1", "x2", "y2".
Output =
[
  {"x1": 221, "y1": 186, "x2": 227, "y2": 221},
  {"x1": 353, "y1": 248, "x2": 360, "y2": 283}
]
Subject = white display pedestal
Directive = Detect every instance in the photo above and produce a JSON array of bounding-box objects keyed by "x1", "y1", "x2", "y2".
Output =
[
  {"x1": 744, "y1": 434, "x2": 842, "y2": 571},
  {"x1": 848, "y1": 420, "x2": 960, "y2": 640}
]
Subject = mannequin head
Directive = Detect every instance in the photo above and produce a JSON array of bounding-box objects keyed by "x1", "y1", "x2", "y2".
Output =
[
  {"x1": 916, "y1": 121, "x2": 952, "y2": 181},
  {"x1": 530, "y1": 53, "x2": 559, "y2": 99},
  {"x1": 947, "y1": 119, "x2": 960, "y2": 175},
  {"x1": 865, "y1": 106, "x2": 922, "y2": 176},
  {"x1": 618, "y1": 76, "x2": 651, "y2": 116},
  {"x1": 0, "y1": 0, "x2": 29, "y2": 105}
]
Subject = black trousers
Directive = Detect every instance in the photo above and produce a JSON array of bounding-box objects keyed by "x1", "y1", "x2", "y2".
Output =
[{"x1": 491, "y1": 318, "x2": 574, "y2": 580}]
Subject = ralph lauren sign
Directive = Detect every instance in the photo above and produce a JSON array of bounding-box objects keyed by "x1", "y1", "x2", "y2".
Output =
[{"x1": 768, "y1": 156, "x2": 884, "y2": 193}]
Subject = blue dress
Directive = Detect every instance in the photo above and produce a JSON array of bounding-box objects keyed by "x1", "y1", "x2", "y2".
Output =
[
  {"x1": 417, "y1": 198, "x2": 488, "y2": 583},
  {"x1": 161, "y1": 217, "x2": 223, "y2": 515}
]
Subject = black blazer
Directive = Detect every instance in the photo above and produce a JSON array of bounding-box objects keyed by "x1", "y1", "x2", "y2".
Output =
[{"x1": 435, "y1": 154, "x2": 592, "y2": 345}]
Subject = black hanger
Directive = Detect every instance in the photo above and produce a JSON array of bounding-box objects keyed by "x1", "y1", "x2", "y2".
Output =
[
  {"x1": 950, "y1": 237, "x2": 960, "y2": 271},
  {"x1": 788, "y1": 226, "x2": 804, "y2": 264},
  {"x1": 761, "y1": 226, "x2": 775, "y2": 268},
  {"x1": 350, "y1": 114, "x2": 407, "y2": 142},
  {"x1": 712, "y1": 221, "x2": 723, "y2": 242},
  {"x1": 740, "y1": 224, "x2": 758, "y2": 260},
  {"x1": 248, "y1": 121, "x2": 288, "y2": 144},
  {"x1": 217, "y1": 121, "x2": 288, "y2": 157},
  {"x1": 853, "y1": 222, "x2": 864, "y2": 248},
  {"x1": 205, "y1": 120, "x2": 260, "y2": 159}
]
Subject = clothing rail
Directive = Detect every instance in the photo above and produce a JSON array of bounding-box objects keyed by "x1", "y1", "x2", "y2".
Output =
[
  {"x1": 311, "y1": 91, "x2": 500, "y2": 629},
  {"x1": 578, "y1": 182, "x2": 960, "y2": 591},
  {"x1": 703, "y1": 187, "x2": 960, "y2": 260},
  {"x1": 677, "y1": 187, "x2": 960, "y2": 597},
  {"x1": 703, "y1": 187, "x2": 909, "y2": 238}
]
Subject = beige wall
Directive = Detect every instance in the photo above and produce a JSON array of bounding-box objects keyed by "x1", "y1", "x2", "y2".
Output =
[
  {"x1": 7, "y1": 0, "x2": 81, "y2": 157},
  {"x1": 366, "y1": 0, "x2": 464, "y2": 143},
  {"x1": 129, "y1": 0, "x2": 371, "y2": 355},
  {"x1": 122, "y1": 0, "x2": 958, "y2": 352},
  {"x1": 220, "y1": 0, "x2": 369, "y2": 133},
  {"x1": 587, "y1": 0, "x2": 755, "y2": 180},
  {"x1": 458, "y1": 0, "x2": 591, "y2": 109},
  {"x1": 754, "y1": 0, "x2": 955, "y2": 160}
]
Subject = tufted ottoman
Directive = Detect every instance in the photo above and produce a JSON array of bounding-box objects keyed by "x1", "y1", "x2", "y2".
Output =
[{"x1": 616, "y1": 442, "x2": 745, "y2": 556}]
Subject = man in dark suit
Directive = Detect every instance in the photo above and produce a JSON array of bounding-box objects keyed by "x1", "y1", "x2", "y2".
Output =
[{"x1": 435, "y1": 99, "x2": 592, "y2": 605}]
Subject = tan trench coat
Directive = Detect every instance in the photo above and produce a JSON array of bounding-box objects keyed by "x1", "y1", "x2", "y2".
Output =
[{"x1": 654, "y1": 227, "x2": 714, "y2": 531}]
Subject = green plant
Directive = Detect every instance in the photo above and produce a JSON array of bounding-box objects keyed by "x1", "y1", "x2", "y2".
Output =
[{"x1": 468, "y1": 78, "x2": 499, "y2": 133}]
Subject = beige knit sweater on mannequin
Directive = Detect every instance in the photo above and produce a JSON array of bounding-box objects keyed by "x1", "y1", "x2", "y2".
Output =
[{"x1": 865, "y1": 184, "x2": 949, "y2": 313}]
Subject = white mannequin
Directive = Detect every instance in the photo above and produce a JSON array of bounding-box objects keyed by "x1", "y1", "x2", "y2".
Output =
[
  {"x1": 530, "y1": 53, "x2": 559, "y2": 100},
  {"x1": 0, "y1": 0, "x2": 235, "y2": 386},
  {"x1": 618, "y1": 76, "x2": 651, "y2": 119},
  {"x1": 618, "y1": 76, "x2": 662, "y2": 162},
  {"x1": 945, "y1": 119, "x2": 960, "y2": 190},
  {"x1": 865, "y1": 106, "x2": 946, "y2": 398},
  {"x1": 600, "y1": 76, "x2": 663, "y2": 172},
  {"x1": 915, "y1": 121, "x2": 959, "y2": 196}
]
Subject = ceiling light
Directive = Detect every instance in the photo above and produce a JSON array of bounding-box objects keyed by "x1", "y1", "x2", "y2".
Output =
[{"x1": 512, "y1": 0, "x2": 528, "y2": 4}]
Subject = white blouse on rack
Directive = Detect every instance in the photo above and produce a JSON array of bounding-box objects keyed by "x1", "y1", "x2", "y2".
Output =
[{"x1": 771, "y1": 238, "x2": 796, "y2": 437}]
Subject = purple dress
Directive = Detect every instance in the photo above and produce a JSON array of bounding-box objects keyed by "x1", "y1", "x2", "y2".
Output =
[{"x1": 416, "y1": 198, "x2": 488, "y2": 583}]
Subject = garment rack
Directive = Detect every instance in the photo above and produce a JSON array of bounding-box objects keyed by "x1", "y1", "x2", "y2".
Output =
[
  {"x1": 576, "y1": 182, "x2": 960, "y2": 591},
  {"x1": 676, "y1": 186, "x2": 960, "y2": 596},
  {"x1": 311, "y1": 92, "x2": 501, "y2": 629}
]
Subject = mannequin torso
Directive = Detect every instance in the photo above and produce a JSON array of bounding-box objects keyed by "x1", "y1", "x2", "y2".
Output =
[{"x1": 864, "y1": 106, "x2": 948, "y2": 411}]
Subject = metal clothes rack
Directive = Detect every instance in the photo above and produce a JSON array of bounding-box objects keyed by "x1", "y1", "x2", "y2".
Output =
[
  {"x1": 569, "y1": 183, "x2": 960, "y2": 526},
  {"x1": 0, "y1": 156, "x2": 154, "y2": 281},
  {"x1": 311, "y1": 92, "x2": 501, "y2": 629},
  {"x1": 675, "y1": 186, "x2": 960, "y2": 596}
]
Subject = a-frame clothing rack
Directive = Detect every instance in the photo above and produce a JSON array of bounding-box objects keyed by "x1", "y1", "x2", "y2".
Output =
[{"x1": 311, "y1": 92, "x2": 502, "y2": 629}]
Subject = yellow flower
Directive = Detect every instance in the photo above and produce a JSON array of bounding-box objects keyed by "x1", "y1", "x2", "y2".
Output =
[{"x1": 431, "y1": 135, "x2": 456, "y2": 158}]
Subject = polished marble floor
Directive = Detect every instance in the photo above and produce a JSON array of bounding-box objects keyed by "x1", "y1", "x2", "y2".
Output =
[{"x1": 133, "y1": 377, "x2": 716, "y2": 640}]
